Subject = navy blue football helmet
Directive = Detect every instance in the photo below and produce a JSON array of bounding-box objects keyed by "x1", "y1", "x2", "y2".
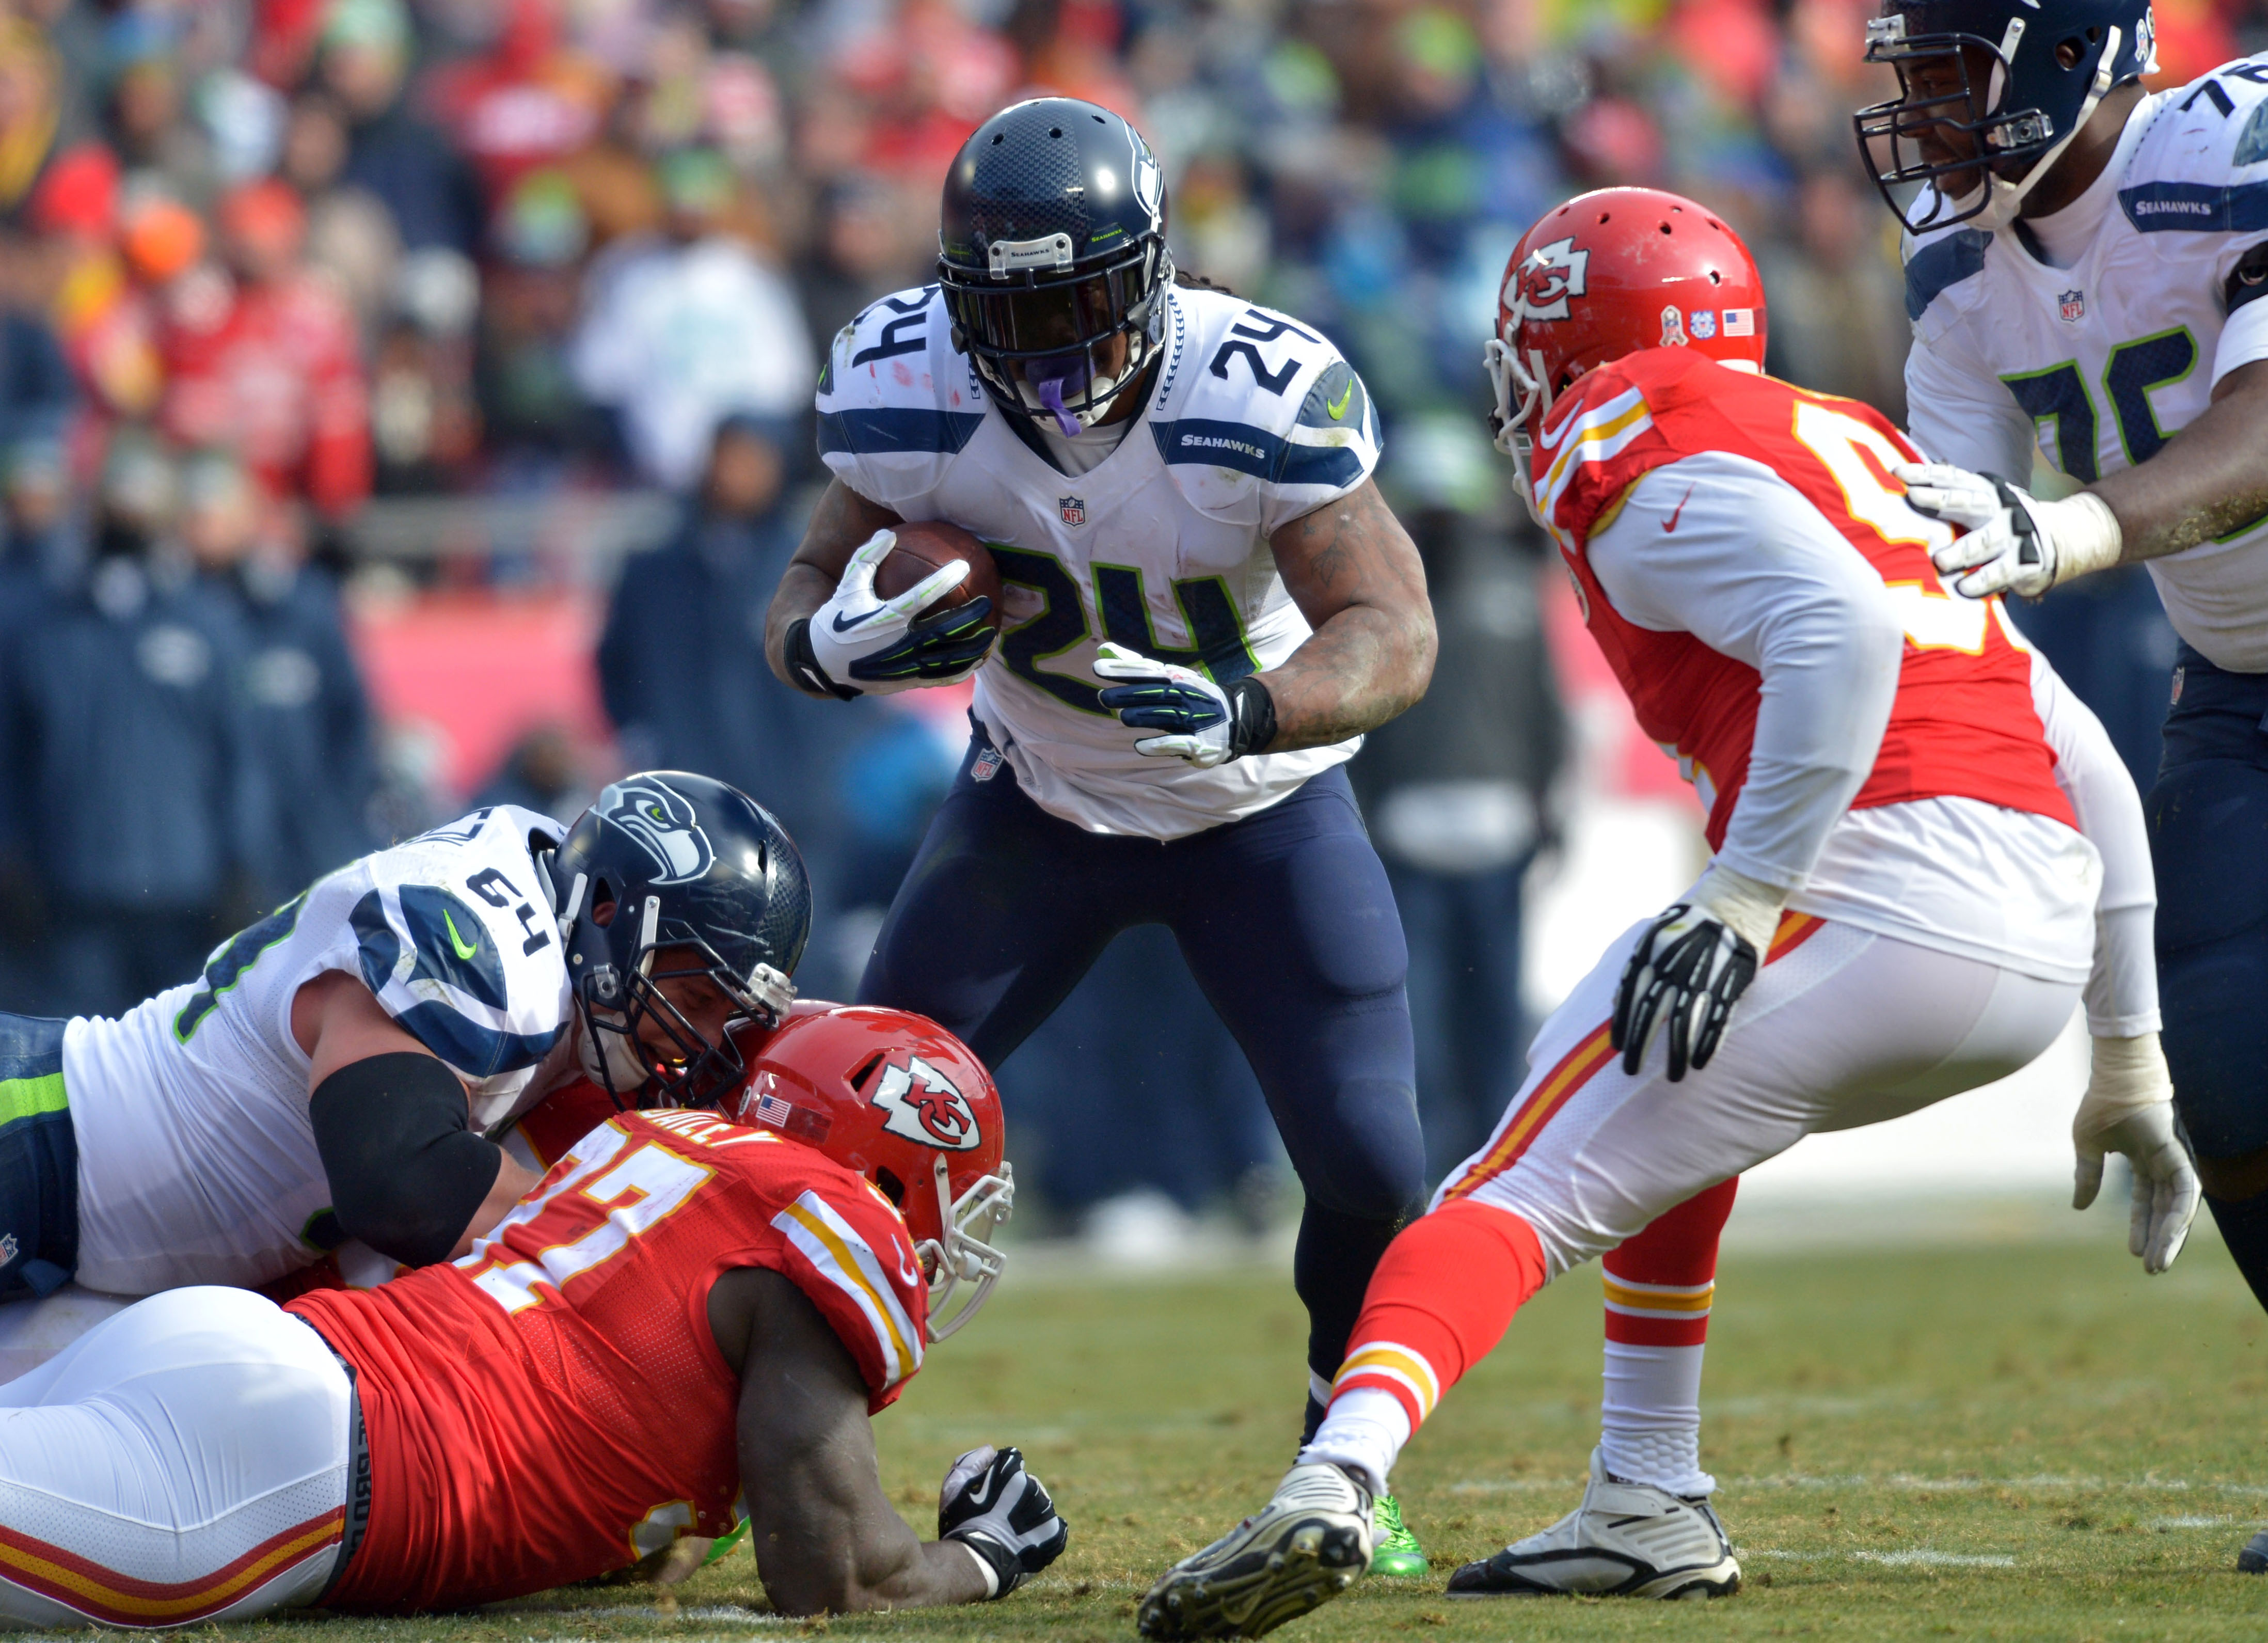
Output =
[
  {"x1": 549, "y1": 772, "x2": 810, "y2": 1108},
  {"x1": 1854, "y1": 0, "x2": 2155, "y2": 230},
  {"x1": 936, "y1": 97, "x2": 1172, "y2": 437}
]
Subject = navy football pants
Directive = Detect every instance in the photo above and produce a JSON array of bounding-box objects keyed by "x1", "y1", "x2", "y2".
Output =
[
  {"x1": 858, "y1": 739, "x2": 1428, "y2": 1420},
  {"x1": 2149, "y1": 645, "x2": 2268, "y2": 1310}
]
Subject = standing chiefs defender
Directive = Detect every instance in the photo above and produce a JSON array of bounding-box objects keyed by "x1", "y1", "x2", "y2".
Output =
[
  {"x1": 1138, "y1": 188, "x2": 2195, "y2": 1639},
  {"x1": 0, "y1": 1007, "x2": 1065, "y2": 1627}
]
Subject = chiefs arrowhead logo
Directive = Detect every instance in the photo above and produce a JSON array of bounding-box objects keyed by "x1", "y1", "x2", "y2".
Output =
[
  {"x1": 1504, "y1": 236, "x2": 1589, "y2": 326},
  {"x1": 870, "y1": 1055, "x2": 981, "y2": 1151}
]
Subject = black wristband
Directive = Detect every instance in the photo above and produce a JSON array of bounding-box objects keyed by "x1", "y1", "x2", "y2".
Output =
[
  {"x1": 943, "y1": 1528, "x2": 1023, "y2": 1599},
  {"x1": 1226, "y1": 676, "x2": 1278, "y2": 759},
  {"x1": 784, "y1": 618, "x2": 858, "y2": 701}
]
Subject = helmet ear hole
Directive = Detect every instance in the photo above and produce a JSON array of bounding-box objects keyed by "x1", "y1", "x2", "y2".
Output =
[{"x1": 875, "y1": 1166, "x2": 906, "y2": 1207}]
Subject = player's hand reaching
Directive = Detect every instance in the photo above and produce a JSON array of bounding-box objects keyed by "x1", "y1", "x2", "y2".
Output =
[
  {"x1": 2072, "y1": 1032, "x2": 2199, "y2": 1275},
  {"x1": 1612, "y1": 865, "x2": 1784, "y2": 1082},
  {"x1": 938, "y1": 1444, "x2": 1068, "y2": 1598},
  {"x1": 1894, "y1": 463, "x2": 2124, "y2": 600},
  {"x1": 790, "y1": 529, "x2": 997, "y2": 698},
  {"x1": 1093, "y1": 643, "x2": 1276, "y2": 768}
]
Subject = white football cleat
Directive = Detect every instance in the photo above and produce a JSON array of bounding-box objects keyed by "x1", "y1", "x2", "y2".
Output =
[
  {"x1": 1138, "y1": 1462, "x2": 1374, "y2": 1639},
  {"x1": 1447, "y1": 1448, "x2": 1740, "y2": 1600}
]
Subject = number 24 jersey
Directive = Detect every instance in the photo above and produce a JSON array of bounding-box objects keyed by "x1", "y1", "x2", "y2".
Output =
[
  {"x1": 816, "y1": 282, "x2": 1380, "y2": 841},
  {"x1": 291, "y1": 1109, "x2": 930, "y2": 1611}
]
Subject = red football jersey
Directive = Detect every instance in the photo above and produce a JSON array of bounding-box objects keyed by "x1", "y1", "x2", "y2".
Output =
[
  {"x1": 289, "y1": 1109, "x2": 929, "y2": 1611},
  {"x1": 1528, "y1": 349, "x2": 2074, "y2": 848}
]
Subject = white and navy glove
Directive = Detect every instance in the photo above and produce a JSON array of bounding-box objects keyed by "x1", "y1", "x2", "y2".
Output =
[
  {"x1": 2072, "y1": 1032, "x2": 2199, "y2": 1275},
  {"x1": 938, "y1": 1444, "x2": 1068, "y2": 1599},
  {"x1": 1613, "y1": 865, "x2": 1785, "y2": 1082},
  {"x1": 785, "y1": 529, "x2": 997, "y2": 699},
  {"x1": 1091, "y1": 643, "x2": 1276, "y2": 768},
  {"x1": 1894, "y1": 463, "x2": 2123, "y2": 600}
]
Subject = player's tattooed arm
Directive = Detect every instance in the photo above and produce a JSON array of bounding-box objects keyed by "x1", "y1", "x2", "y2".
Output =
[
  {"x1": 2090, "y1": 357, "x2": 2268, "y2": 562},
  {"x1": 763, "y1": 477, "x2": 906, "y2": 689},
  {"x1": 712, "y1": 1267, "x2": 991, "y2": 1615},
  {"x1": 1263, "y1": 478, "x2": 1437, "y2": 750}
]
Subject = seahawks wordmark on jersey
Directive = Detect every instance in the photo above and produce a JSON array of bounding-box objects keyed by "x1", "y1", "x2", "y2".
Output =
[
  {"x1": 817, "y1": 282, "x2": 1381, "y2": 839},
  {"x1": 1903, "y1": 55, "x2": 2268, "y2": 671},
  {"x1": 68, "y1": 805, "x2": 573, "y2": 1295}
]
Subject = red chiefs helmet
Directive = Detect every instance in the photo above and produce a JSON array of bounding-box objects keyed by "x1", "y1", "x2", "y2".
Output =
[
  {"x1": 1484, "y1": 187, "x2": 1768, "y2": 496},
  {"x1": 726, "y1": 1003, "x2": 1012, "y2": 1341}
]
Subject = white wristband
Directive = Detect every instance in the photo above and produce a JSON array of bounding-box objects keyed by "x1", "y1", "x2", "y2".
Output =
[
  {"x1": 2048, "y1": 492, "x2": 2124, "y2": 583},
  {"x1": 958, "y1": 1539, "x2": 1001, "y2": 1599}
]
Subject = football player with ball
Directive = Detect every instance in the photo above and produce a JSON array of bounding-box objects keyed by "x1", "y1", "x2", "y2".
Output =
[{"x1": 766, "y1": 97, "x2": 1440, "y2": 1573}]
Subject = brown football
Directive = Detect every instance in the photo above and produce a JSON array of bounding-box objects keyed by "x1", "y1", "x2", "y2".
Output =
[{"x1": 873, "y1": 519, "x2": 1004, "y2": 629}]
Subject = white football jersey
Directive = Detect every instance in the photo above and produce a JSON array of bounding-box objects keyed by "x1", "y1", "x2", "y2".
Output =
[
  {"x1": 816, "y1": 281, "x2": 1381, "y2": 840},
  {"x1": 68, "y1": 805, "x2": 575, "y2": 1295},
  {"x1": 1903, "y1": 57, "x2": 2268, "y2": 671}
]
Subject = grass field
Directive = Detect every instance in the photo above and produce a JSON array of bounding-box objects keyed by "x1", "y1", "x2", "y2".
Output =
[{"x1": 149, "y1": 1212, "x2": 2268, "y2": 1643}]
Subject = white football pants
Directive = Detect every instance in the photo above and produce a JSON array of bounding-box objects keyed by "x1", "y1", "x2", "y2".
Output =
[
  {"x1": 0, "y1": 1286, "x2": 351, "y2": 1630},
  {"x1": 1438, "y1": 918, "x2": 2082, "y2": 1273}
]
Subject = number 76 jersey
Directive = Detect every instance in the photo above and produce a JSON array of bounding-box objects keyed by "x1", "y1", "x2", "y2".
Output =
[
  {"x1": 1901, "y1": 60, "x2": 2268, "y2": 672},
  {"x1": 816, "y1": 281, "x2": 1379, "y2": 841},
  {"x1": 1531, "y1": 346, "x2": 2075, "y2": 851}
]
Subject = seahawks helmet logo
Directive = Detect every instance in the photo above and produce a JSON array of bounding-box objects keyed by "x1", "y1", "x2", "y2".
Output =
[
  {"x1": 1131, "y1": 130, "x2": 1163, "y2": 227},
  {"x1": 601, "y1": 778, "x2": 715, "y2": 886}
]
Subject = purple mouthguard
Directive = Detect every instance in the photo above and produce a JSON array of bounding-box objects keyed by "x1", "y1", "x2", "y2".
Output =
[{"x1": 1028, "y1": 355, "x2": 1089, "y2": 437}]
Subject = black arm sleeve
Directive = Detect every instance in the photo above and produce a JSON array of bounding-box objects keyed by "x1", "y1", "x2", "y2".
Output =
[{"x1": 309, "y1": 1052, "x2": 504, "y2": 1268}]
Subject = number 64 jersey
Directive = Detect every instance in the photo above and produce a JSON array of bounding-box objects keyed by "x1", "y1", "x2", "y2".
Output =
[
  {"x1": 1902, "y1": 56, "x2": 2268, "y2": 672},
  {"x1": 816, "y1": 281, "x2": 1380, "y2": 840},
  {"x1": 65, "y1": 806, "x2": 575, "y2": 1297}
]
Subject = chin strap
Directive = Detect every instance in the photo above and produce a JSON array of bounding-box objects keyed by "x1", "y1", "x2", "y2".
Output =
[{"x1": 1961, "y1": 25, "x2": 2123, "y2": 231}]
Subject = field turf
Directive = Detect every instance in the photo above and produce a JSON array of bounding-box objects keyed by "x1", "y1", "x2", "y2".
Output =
[{"x1": 146, "y1": 1212, "x2": 2268, "y2": 1643}]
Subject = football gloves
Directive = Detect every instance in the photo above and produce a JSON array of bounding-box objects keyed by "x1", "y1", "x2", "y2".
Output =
[
  {"x1": 1894, "y1": 463, "x2": 2123, "y2": 600},
  {"x1": 2072, "y1": 1032, "x2": 2199, "y2": 1275},
  {"x1": 1092, "y1": 643, "x2": 1277, "y2": 768},
  {"x1": 939, "y1": 1444, "x2": 1069, "y2": 1599},
  {"x1": 1613, "y1": 865, "x2": 1785, "y2": 1082},
  {"x1": 789, "y1": 529, "x2": 996, "y2": 699}
]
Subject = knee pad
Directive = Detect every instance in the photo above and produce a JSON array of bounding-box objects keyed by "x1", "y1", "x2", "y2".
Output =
[
  {"x1": 2161, "y1": 929, "x2": 2268, "y2": 1159},
  {"x1": 1286, "y1": 1077, "x2": 1428, "y2": 1223}
]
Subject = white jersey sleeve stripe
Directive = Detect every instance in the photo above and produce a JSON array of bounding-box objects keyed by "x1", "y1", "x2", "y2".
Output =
[{"x1": 773, "y1": 1193, "x2": 923, "y2": 1386}]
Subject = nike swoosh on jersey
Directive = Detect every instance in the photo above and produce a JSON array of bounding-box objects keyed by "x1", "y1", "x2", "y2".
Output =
[
  {"x1": 1327, "y1": 380, "x2": 1354, "y2": 420},
  {"x1": 443, "y1": 909, "x2": 480, "y2": 960},
  {"x1": 1661, "y1": 485, "x2": 1695, "y2": 532}
]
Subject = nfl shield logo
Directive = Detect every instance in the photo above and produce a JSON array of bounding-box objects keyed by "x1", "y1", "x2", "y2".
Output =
[
  {"x1": 2059, "y1": 289, "x2": 2086, "y2": 324},
  {"x1": 1059, "y1": 496, "x2": 1086, "y2": 526}
]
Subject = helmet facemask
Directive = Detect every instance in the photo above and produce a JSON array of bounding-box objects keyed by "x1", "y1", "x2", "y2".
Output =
[
  {"x1": 1855, "y1": 13, "x2": 2127, "y2": 232},
  {"x1": 940, "y1": 234, "x2": 1171, "y2": 438},
  {"x1": 1483, "y1": 332, "x2": 1559, "y2": 530},
  {"x1": 916, "y1": 1153, "x2": 1014, "y2": 1342},
  {"x1": 568, "y1": 882, "x2": 795, "y2": 1111}
]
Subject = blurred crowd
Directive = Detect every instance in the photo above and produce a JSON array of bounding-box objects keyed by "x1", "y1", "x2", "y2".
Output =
[{"x1": 0, "y1": 0, "x2": 2237, "y2": 1228}]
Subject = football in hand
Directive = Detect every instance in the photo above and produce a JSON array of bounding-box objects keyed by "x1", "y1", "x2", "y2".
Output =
[{"x1": 873, "y1": 521, "x2": 1004, "y2": 630}]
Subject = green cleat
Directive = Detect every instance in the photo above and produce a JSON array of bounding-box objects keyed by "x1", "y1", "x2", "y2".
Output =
[
  {"x1": 1369, "y1": 1493, "x2": 1430, "y2": 1577},
  {"x1": 701, "y1": 1516, "x2": 751, "y2": 1567}
]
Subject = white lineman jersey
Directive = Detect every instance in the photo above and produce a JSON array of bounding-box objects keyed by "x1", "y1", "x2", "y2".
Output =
[
  {"x1": 816, "y1": 281, "x2": 1381, "y2": 840},
  {"x1": 68, "y1": 805, "x2": 574, "y2": 1296},
  {"x1": 1903, "y1": 57, "x2": 2268, "y2": 672}
]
